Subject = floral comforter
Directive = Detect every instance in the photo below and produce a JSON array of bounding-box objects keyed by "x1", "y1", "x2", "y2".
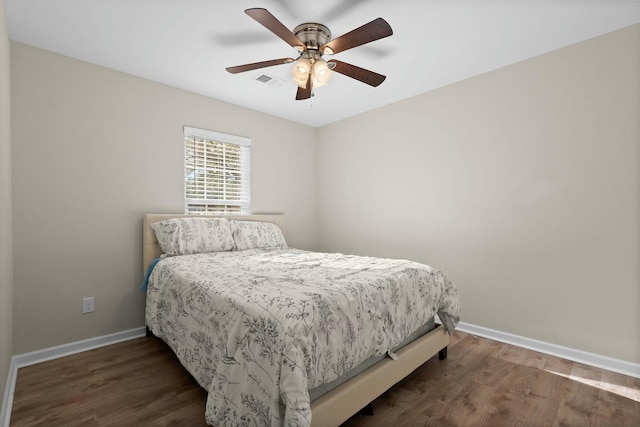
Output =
[{"x1": 145, "y1": 248, "x2": 461, "y2": 426}]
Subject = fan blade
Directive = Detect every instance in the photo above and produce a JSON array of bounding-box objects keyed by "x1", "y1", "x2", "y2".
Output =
[
  {"x1": 328, "y1": 60, "x2": 386, "y2": 87},
  {"x1": 296, "y1": 75, "x2": 312, "y2": 100},
  {"x1": 226, "y1": 58, "x2": 294, "y2": 74},
  {"x1": 321, "y1": 17, "x2": 392, "y2": 55},
  {"x1": 245, "y1": 8, "x2": 305, "y2": 50}
]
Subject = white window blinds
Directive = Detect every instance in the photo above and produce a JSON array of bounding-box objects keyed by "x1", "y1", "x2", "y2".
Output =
[{"x1": 184, "y1": 126, "x2": 251, "y2": 214}]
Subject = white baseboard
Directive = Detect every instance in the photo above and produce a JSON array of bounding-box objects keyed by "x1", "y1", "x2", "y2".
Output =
[
  {"x1": 1, "y1": 327, "x2": 146, "y2": 427},
  {"x1": 456, "y1": 322, "x2": 640, "y2": 379},
  {"x1": 1, "y1": 357, "x2": 16, "y2": 427},
  {"x1": 11, "y1": 327, "x2": 146, "y2": 369}
]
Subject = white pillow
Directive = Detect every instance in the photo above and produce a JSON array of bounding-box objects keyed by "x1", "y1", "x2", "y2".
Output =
[
  {"x1": 231, "y1": 220, "x2": 288, "y2": 250},
  {"x1": 151, "y1": 217, "x2": 235, "y2": 256}
]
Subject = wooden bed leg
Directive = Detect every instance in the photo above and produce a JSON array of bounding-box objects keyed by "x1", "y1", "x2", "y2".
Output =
[
  {"x1": 357, "y1": 403, "x2": 374, "y2": 416},
  {"x1": 438, "y1": 346, "x2": 448, "y2": 360},
  {"x1": 146, "y1": 326, "x2": 153, "y2": 337}
]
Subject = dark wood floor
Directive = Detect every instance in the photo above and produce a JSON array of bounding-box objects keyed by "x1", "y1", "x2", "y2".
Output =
[{"x1": 10, "y1": 331, "x2": 639, "y2": 426}]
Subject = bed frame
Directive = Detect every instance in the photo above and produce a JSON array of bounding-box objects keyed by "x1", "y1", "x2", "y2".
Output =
[{"x1": 143, "y1": 213, "x2": 449, "y2": 426}]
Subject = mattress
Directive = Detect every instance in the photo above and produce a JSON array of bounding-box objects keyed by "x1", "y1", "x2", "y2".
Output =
[
  {"x1": 145, "y1": 248, "x2": 461, "y2": 426},
  {"x1": 307, "y1": 318, "x2": 435, "y2": 401}
]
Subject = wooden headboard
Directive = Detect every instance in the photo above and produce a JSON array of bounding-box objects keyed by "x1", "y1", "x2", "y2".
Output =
[{"x1": 142, "y1": 213, "x2": 286, "y2": 273}]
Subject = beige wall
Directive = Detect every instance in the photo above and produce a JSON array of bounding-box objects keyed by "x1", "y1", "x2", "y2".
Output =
[
  {"x1": 10, "y1": 42, "x2": 317, "y2": 353},
  {"x1": 0, "y1": 0, "x2": 13, "y2": 409},
  {"x1": 317, "y1": 24, "x2": 640, "y2": 363}
]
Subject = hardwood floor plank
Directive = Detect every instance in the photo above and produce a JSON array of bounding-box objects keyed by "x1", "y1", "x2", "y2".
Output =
[
  {"x1": 11, "y1": 338, "x2": 208, "y2": 426},
  {"x1": 341, "y1": 333, "x2": 639, "y2": 427},
  {"x1": 10, "y1": 332, "x2": 639, "y2": 426}
]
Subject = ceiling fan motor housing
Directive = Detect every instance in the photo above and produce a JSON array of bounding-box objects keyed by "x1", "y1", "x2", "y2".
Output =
[{"x1": 293, "y1": 23, "x2": 331, "y2": 52}]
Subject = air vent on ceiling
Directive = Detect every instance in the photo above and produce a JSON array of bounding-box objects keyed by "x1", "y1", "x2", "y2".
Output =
[{"x1": 253, "y1": 73, "x2": 287, "y2": 88}]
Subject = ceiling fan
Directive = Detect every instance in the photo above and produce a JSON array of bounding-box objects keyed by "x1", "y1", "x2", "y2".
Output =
[{"x1": 226, "y1": 8, "x2": 393, "y2": 100}]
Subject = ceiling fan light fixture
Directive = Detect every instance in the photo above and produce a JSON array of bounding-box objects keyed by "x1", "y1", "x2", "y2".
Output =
[
  {"x1": 227, "y1": 9, "x2": 393, "y2": 100},
  {"x1": 291, "y1": 58, "x2": 311, "y2": 88}
]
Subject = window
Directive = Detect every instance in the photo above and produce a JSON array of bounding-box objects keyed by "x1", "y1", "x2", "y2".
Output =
[{"x1": 184, "y1": 126, "x2": 251, "y2": 214}]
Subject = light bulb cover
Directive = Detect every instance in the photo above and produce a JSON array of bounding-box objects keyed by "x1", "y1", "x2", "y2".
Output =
[
  {"x1": 292, "y1": 58, "x2": 311, "y2": 88},
  {"x1": 311, "y1": 60, "x2": 333, "y2": 88}
]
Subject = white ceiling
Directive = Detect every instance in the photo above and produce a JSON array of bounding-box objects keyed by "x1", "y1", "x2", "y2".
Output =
[{"x1": 5, "y1": 0, "x2": 640, "y2": 127}]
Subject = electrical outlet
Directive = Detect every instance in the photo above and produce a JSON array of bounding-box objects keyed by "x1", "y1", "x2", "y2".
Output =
[{"x1": 82, "y1": 297, "x2": 95, "y2": 314}]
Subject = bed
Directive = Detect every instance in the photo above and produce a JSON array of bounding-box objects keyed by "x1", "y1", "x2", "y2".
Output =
[{"x1": 143, "y1": 214, "x2": 461, "y2": 426}]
